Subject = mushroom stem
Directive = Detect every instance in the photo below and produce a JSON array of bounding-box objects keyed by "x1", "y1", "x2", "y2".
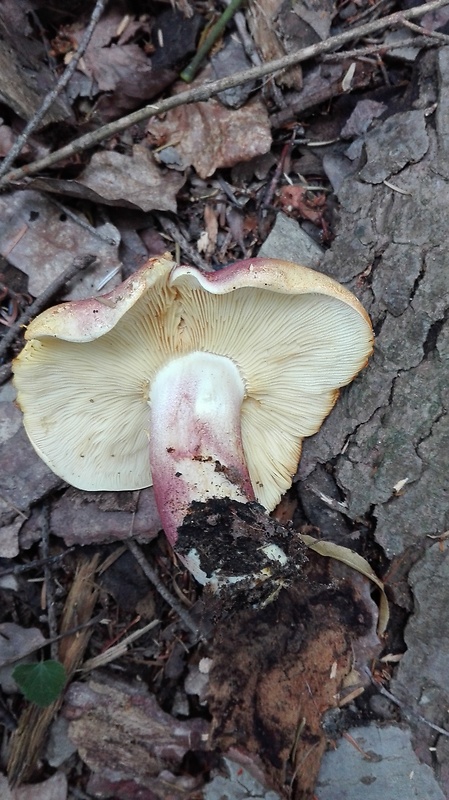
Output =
[{"x1": 149, "y1": 351, "x2": 255, "y2": 550}]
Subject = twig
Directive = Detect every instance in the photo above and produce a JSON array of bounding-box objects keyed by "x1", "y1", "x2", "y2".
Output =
[
  {"x1": 365, "y1": 668, "x2": 449, "y2": 738},
  {"x1": 307, "y1": 485, "x2": 350, "y2": 515},
  {"x1": 233, "y1": 8, "x2": 262, "y2": 66},
  {"x1": 0, "y1": 0, "x2": 447, "y2": 188},
  {"x1": 322, "y1": 35, "x2": 437, "y2": 60},
  {"x1": 180, "y1": 0, "x2": 244, "y2": 82},
  {"x1": 0, "y1": 493, "x2": 28, "y2": 519},
  {"x1": 400, "y1": 15, "x2": 449, "y2": 42},
  {"x1": 216, "y1": 175, "x2": 245, "y2": 208},
  {"x1": 81, "y1": 618, "x2": 160, "y2": 672},
  {"x1": 0, "y1": 253, "x2": 97, "y2": 361},
  {"x1": 0, "y1": 0, "x2": 107, "y2": 180},
  {"x1": 156, "y1": 214, "x2": 213, "y2": 271},
  {"x1": 40, "y1": 503, "x2": 59, "y2": 660},
  {"x1": 127, "y1": 539, "x2": 202, "y2": 640},
  {"x1": 351, "y1": 0, "x2": 393, "y2": 25},
  {"x1": 0, "y1": 614, "x2": 104, "y2": 668},
  {"x1": 260, "y1": 127, "x2": 298, "y2": 210},
  {"x1": 0, "y1": 548, "x2": 75, "y2": 579}
]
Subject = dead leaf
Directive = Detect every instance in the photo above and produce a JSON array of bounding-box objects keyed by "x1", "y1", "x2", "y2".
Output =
[
  {"x1": 148, "y1": 93, "x2": 271, "y2": 179},
  {"x1": 198, "y1": 205, "x2": 218, "y2": 256},
  {"x1": 300, "y1": 533, "x2": 390, "y2": 634},
  {"x1": 75, "y1": 146, "x2": 185, "y2": 212},
  {"x1": 278, "y1": 185, "x2": 327, "y2": 227},
  {"x1": 85, "y1": 43, "x2": 153, "y2": 93},
  {"x1": 84, "y1": 44, "x2": 175, "y2": 121},
  {"x1": 0, "y1": 190, "x2": 121, "y2": 298},
  {"x1": 0, "y1": 623, "x2": 46, "y2": 691},
  {"x1": 69, "y1": 6, "x2": 201, "y2": 121}
]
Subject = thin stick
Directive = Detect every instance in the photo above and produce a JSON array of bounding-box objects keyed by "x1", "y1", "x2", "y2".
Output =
[
  {"x1": 233, "y1": 9, "x2": 262, "y2": 66},
  {"x1": 0, "y1": 0, "x2": 107, "y2": 180},
  {"x1": 322, "y1": 35, "x2": 438, "y2": 60},
  {"x1": 0, "y1": 614, "x2": 104, "y2": 668},
  {"x1": 366, "y1": 670, "x2": 449, "y2": 738},
  {"x1": 40, "y1": 503, "x2": 59, "y2": 661},
  {"x1": 0, "y1": 548, "x2": 75, "y2": 578},
  {"x1": 0, "y1": 0, "x2": 447, "y2": 188},
  {"x1": 180, "y1": 0, "x2": 244, "y2": 83},
  {"x1": 156, "y1": 214, "x2": 212, "y2": 271},
  {"x1": 127, "y1": 539, "x2": 202, "y2": 640},
  {"x1": 401, "y1": 15, "x2": 449, "y2": 42},
  {"x1": 81, "y1": 618, "x2": 160, "y2": 672},
  {"x1": 0, "y1": 253, "x2": 97, "y2": 360}
]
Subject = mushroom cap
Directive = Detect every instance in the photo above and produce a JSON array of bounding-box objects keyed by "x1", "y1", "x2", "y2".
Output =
[{"x1": 13, "y1": 255, "x2": 373, "y2": 511}]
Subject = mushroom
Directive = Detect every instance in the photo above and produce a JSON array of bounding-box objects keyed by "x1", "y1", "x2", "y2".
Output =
[{"x1": 13, "y1": 254, "x2": 373, "y2": 581}]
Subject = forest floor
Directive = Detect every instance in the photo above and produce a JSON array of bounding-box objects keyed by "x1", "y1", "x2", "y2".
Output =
[{"x1": 0, "y1": 1, "x2": 449, "y2": 798}]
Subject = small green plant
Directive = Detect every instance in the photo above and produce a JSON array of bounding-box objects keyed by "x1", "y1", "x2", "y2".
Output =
[{"x1": 13, "y1": 660, "x2": 67, "y2": 707}]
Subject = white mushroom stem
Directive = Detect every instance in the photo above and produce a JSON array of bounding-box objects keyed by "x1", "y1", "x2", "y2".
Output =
[{"x1": 149, "y1": 351, "x2": 255, "y2": 548}]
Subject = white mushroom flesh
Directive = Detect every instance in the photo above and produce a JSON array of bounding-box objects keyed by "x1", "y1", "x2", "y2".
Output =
[{"x1": 149, "y1": 351, "x2": 254, "y2": 545}]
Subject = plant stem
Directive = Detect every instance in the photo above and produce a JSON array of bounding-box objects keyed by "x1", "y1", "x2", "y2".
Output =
[{"x1": 180, "y1": 0, "x2": 244, "y2": 83}]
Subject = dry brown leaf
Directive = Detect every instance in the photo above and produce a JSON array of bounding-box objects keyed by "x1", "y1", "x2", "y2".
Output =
[
  {"x1": 77, "y1": 146, "x2": 185, "y2": 212},
  {"x1": 0, "y1": 190, "x2": 120, "y2": 297},
  {"x1": 278, "y1": 185, "x2": 326, "y2": 224},
  {"x1": 69, "y1": 6, "x2": 200, "y2": 121},
  {"x1": 198, "y1": 204, "x2": 218, "y2": 256},
  {"x1": 300, "y1": 533, "x2": 389, "y2": 634},
  {"x1": 148, "y1": 93, "x2": 271, "y2": 179}
]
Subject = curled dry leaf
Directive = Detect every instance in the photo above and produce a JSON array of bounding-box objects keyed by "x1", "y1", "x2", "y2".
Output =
[{"x1": 300, "y1": 533, "x2": 389, "y2": 633}]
